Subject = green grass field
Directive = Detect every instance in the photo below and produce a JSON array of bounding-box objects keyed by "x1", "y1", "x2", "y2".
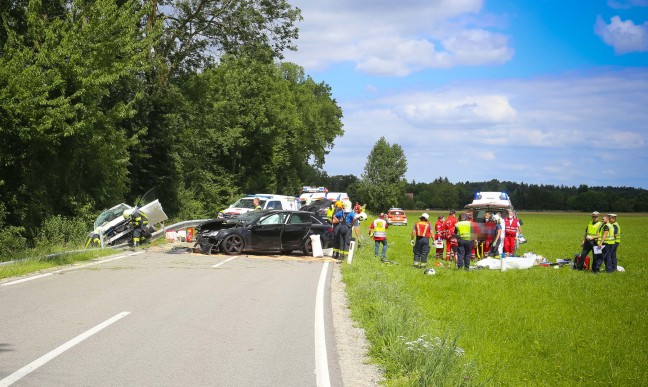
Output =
[{"x1": 343, "y1": 211, "x2": 648, "y2": 386}]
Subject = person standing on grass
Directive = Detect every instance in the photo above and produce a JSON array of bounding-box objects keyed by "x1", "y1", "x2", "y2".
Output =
[
  {"x1": 434, "y1": 215, "x2": 446, "y2": 259},
  {"x1": 489, "y1": 214, "x2": 503, "y2": 257},
  {"x1": 444, "y1": 210, "x2": 458, "y2": 261},
  {"x1": 503, "y1": 210, "x2": 520, "y2": 257},
  {"x1": 594, "y1": 215, "x2": 616, "y2": 273},
  {"x1": 369, "y1": 213, "x2": 389, "y2": 260},
  {"x1": 454, "y1": 213, "x2": 473, "y2": 270},
  {"x1": 411, "y1": 213, "x2": 432, "y2": 268},
  {"x1": 609, "y1": 213, "x2": 620, "y2": 271},
  {"x1": 578, "y1": 211, "x2": 603, "y2": 270}
]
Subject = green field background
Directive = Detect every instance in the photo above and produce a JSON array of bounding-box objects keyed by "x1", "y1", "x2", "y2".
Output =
[{"x1": 343, "y1": 211, "x2": 648, "y2": 385}]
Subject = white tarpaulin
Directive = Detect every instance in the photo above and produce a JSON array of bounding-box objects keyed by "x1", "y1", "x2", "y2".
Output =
[{"x1": 476, "y1": 257, "x2": 537, "y2": 270}]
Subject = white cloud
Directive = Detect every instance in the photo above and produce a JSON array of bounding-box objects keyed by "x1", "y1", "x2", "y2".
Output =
[
  {"x1": 285, "y1": 0, "x2": 513, "y2": 76},
  {"x1": 595, "y1": 15, "x2": 648, "y2": 54},
  {"x1": 607, "y1": 0, "x2": 648, "y2": 9},
  {"x1": 323, "y1": 69, "x2": 648, "y2": 187}
]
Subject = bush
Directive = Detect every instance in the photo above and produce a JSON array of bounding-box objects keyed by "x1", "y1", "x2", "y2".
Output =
[
  {"x1": 35, "y1": 215, "x2": 89, "y2": 247},
  {"x1": 0, "y1": 226, "x2": 27, "y2": 257}
]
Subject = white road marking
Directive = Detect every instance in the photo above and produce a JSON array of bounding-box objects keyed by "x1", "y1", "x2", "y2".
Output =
[
  {"x1": 211, "y1": 256, "x2": 237, "y2": 268},
  {"x1": 0, "y1": 311, "x2": 131, "y2": 386},
  {"x1": 1, "y1": 252, "x2": 141, "y2": 287},
  {"x1": 314, "y1": 262, "x2": 331, "y2": 387}
]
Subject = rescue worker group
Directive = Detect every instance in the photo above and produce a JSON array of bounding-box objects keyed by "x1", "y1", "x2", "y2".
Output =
[{"x1": 326, "y1": 201, "x2": 621, "y2": 274}]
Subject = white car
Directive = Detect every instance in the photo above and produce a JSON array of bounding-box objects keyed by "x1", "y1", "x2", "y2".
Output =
[
  {"x1": 218, "y1": 194, "x2": 301, "y2": 219},
  {"x1": 86, "y1": 198, "x2": 168, "y2": 248}
]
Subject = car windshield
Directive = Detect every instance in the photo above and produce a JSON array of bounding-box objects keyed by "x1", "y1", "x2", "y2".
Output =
[
  {"x1": 232, "y1": 198, "x2": 268, "y2": 209},
  {"x1": 390, "y1": 211, "x2": 404, "y2": 216},
  {"x1": 94, "y1": 204, "x2": 130, "y2": 229},
  {"x1": 226, "y1": 211, "x2": 263, "y2": 225}
]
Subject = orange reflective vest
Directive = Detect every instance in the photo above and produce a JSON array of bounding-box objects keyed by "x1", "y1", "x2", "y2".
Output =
[{"x1": 414, "y1": 221, "x2": 431, "y2": 238}]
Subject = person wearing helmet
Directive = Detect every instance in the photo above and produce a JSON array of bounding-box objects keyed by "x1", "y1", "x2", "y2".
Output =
[
  {"x1": 411, "y1": 213, "x2": 432, "y2": 268},
  {"x1": 331, "y1": 201, "x2": 348, "y2": 260},
  {"x1": 124, "y1": 207, "x2": 149, "y2": 248}
]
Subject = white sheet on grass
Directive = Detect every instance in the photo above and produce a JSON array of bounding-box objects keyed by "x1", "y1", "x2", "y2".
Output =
[{"x1": 476, "y1": 257, "x2": 537, "y2": 270}]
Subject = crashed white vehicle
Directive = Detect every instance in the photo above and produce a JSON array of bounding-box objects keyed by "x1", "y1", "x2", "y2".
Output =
[{"x1": 85, "y1": 193, "x2": 168, "y2": 248}]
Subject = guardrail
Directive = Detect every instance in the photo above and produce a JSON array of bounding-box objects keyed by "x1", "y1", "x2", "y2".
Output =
[{"x1": 0, "y1": 219, "x2": 211, "y2": 266}]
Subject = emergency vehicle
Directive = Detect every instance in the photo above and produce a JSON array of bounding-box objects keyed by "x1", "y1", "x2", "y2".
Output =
[{"x1": 218, "y1": 194, "x2": 300, "y2": 219}]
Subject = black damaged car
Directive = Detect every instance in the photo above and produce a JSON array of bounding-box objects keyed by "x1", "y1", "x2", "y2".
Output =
[{"x1": 195, "y1": 210, "x2": 334, "y2": 256}]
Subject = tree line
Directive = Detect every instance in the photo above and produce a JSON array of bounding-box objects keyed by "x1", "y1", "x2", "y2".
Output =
[
  {"x1": 0, "y1": 0, "x2": 343, "y2": 245},
  {"x1": 309, "y1": 173, "x2": 648, "y2": 214}
]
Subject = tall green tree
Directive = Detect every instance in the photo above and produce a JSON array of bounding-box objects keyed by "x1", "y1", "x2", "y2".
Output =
[
  {"x1": 356, "y1": 137, "x2": 407, "y2": 212},
  {"x1": 0, "y1": 0, "x2": 152, "y2": 233}
]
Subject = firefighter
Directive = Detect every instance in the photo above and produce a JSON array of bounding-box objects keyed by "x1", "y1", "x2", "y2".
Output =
[
  {"x1": 454, "y1": 213, "x2": 473, "y2": 270},
  {"x1": 577, "y1": 211, "x2": 603, "y2": 270},
  {"x1": 331, "y1": 201, "x2": 348, "y2": 260},
  {"x1": 124, "y1": 208, "x2": 149, "y2": 248},
  {"x1": 444, "y1": 210, "x2": 458, "y2": 261},
  {"x1": 434, "y1": 215, "x2": 445, "y2": 259},
  {"x1": 410, "y1": 213, "x2": 432, "y2": 268}
]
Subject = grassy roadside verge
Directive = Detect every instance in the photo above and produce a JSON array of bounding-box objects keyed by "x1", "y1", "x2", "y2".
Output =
[
  {"x1": 342, "y1": 212, "x2": 648, "y2": 385},
  {"x1": 0, "y1": 247, "x2": 123, "y2": 281}
]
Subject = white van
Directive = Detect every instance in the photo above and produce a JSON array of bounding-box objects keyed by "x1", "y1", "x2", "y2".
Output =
[{"x1": 218, "y1": 194, "x2": 300, "y2": 219}]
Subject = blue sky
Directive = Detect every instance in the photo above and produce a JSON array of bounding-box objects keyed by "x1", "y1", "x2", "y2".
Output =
[{"x1": 283, "y1": 0, "x2": 648, "y2": 189}]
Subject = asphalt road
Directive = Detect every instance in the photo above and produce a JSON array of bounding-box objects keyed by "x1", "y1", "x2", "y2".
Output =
[{"x1": 0, "y1": 247, "x2": 343, "y2": 386}]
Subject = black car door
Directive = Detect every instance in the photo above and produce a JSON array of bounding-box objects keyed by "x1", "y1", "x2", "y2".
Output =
[
  {"x1": 283, "y1": 213, "x2": 312, "y2": 251},
  {"x1": 251, "y1": 212, "x2": 286, "y2": 251}
]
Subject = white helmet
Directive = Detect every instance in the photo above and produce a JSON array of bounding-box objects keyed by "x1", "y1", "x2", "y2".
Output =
[
  {"x1": 421, "y1": 213, "x2": 429, "y2": 220},
  {"x1": 424, "y1": 268, "x2": 436, "y2": 275},
  {"x1": 123, "y1": 209, "x2": 133, "y2": 218}
]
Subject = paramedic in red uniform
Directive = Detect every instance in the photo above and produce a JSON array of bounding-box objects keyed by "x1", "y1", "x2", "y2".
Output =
[
  {"x1": 434, "y1": 215, "x2": 445, "y2": 259},
  {"x1": 444, "y1": 210, "x2": 458, "y2": 261},
  {"x1": 503, "y1": 210, "x2": 520, "y2": 257}
]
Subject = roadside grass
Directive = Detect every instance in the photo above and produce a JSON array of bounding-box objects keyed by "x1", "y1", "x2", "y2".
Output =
[
  {"x1": 0, "y1": 246, "x2": 122, "y2": 280},
  {"x1": 343, "y1": 212, "x2": 648, "y2": 386},
  {"x1": 0, "y1": 238, "x2": 168, "y2": 281}
]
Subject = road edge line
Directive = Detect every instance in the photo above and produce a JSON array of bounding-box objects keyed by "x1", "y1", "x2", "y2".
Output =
[{"x1": 314, "y1": 261, "x2": 331, "y2": 387}]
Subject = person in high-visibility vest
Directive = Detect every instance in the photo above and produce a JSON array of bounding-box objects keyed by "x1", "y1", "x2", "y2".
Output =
[
  {"x1": 369, "y1": 213, "x2": 389, "y2": 260},
  {"x1": 410, "y1": 213, "x2": 432, "y2": 268},
  {"x1": 595, "y1": 214, "x2": 616, "y2": 273},
  {"x1": 454, "y1": 213, "x2": 473, "y2": 270},
  {"x1": 331, "y1": 201, "x2": 349, "y2": 260},
  {"x1": 609, "y1": 213, "x2": 620, "y2": 271},
  {"x1": 253, "y1": 198, "x2": 262, "y2": 210},
  {"x1": 577, "y1": 211, "x2": 603, "y2": 270},
  {"x1": 124, "y1": 208, "x2": 149, "y2": 248}
]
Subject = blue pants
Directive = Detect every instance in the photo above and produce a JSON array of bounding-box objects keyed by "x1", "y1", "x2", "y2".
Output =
[
  {"x1": 374, "y1": 239, "x2": 388, "y2": 258},
  {"x1": 413, "y1": 237, "x2": 430, "y2": 264},
  {"x1": 611, "y1": 243, "x2": 619, "y2": 271},
  {"x1": 457, "y1": 239, "x2": 473, "y2": 270},
  {"x1": 592, "y1": 244, "x2": 614, "y2": 273}
]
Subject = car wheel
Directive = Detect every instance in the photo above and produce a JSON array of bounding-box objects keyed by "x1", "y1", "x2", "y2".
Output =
[
  {"x1": 303, "y1": 238, "x2": 313, "y2": 256},
  {"x1": 221, "y1": 234, "x2": 244, "y2": 255}
]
